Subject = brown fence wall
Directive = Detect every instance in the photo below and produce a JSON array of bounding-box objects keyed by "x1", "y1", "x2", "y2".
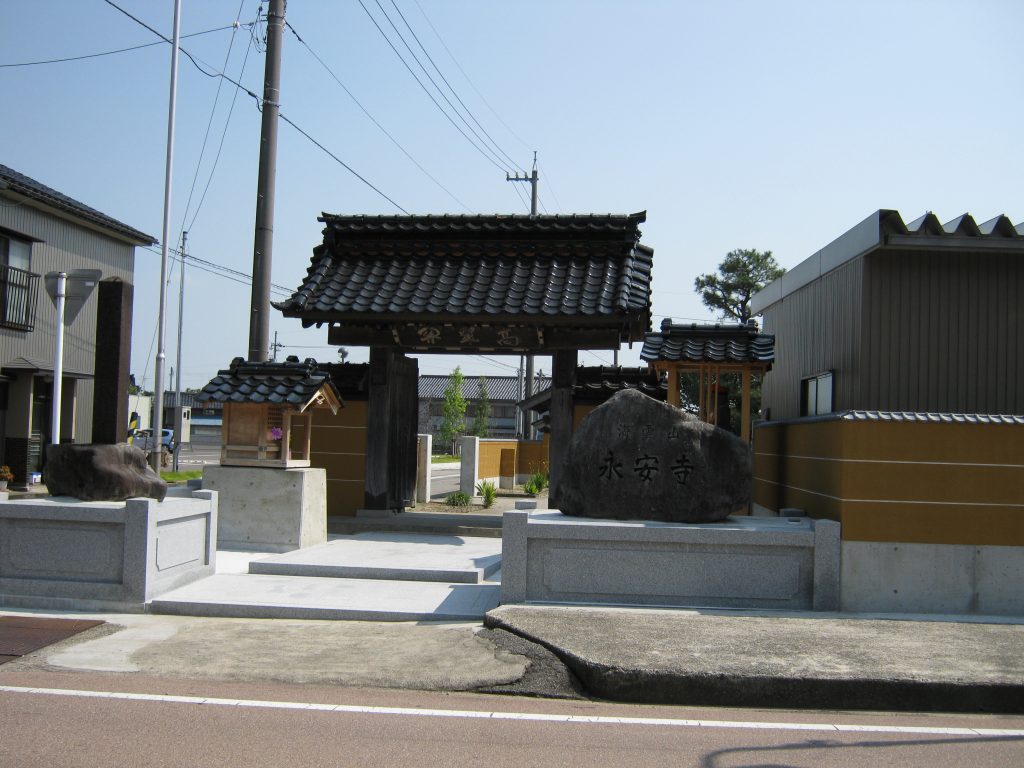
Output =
[
  {"x1": 753, "y1": 417, "x2": 1024, "y2": 545},
  {"x1": 310, "y1": 400, "x2": 369, "y2": 517}
]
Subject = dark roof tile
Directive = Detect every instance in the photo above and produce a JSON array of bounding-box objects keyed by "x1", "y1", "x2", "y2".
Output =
[
  {"x1": 200, "y1": 357, "x2": 342, "y2": 408},
  {"x1": 641, "y1": 321, "x2": 775, "y2": 366}
]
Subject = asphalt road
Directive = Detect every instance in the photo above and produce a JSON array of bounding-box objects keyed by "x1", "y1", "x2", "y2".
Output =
[
  {"x1": 430, "y1": 460, "x2": 461, "y2": 500},
  {"x1": 2, "y1": 670, "x2": 1022, "y2": 767}
]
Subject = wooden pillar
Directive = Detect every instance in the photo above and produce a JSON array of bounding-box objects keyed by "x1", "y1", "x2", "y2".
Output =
[
  {"x1": 548, "y1": 349, "x2": 577, "y2": 500},
  {"x1": 364, "y1": 347, "x2": 393, "y2": 510},
  {"x1": 741, "y1": 368, "x2": 752, "y2": 442},
  {"x1": 92, "y1": 280, "x2": 133, "y2": 443},
  {"x1": 667, "y1": 367, "x2": 680, "y2": 407}
]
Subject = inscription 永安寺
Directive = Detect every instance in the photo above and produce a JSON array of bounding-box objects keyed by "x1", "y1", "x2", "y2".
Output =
[
  {"x1": 672, "y1": 455, "x2": 695, "y2": 485},
  {"x1": 633, "y1": 454, "x2": 659, "y2": 483},
  {"x1": 598, "y1": 450, "x2": 623, "y2": 480}
]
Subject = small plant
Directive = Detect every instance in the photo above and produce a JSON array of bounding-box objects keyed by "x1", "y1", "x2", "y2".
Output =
[
  {"x1": 445, "y1": 491, "x2": 471, "y2": 507},
  {"x1": 529, "y1": 471, "x2": 548, "y2": 491},
  {"x1": 0, "y1": 465, "x2": 12, "y2": 482},
  {"x1": 476, "y1": 480, "x2": 497, "y2": 508},
  {"x1": 523, "y1": 479, "x2": 540, "y2": 496}
]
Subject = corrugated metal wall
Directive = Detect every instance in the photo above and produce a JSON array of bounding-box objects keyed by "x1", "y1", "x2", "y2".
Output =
[
  {"x1": 862, "y1": 249, "x2": 1023, "y2": 414},
  {"x1": 760, "y1": 258, "x2": 864, "y2": 420},
  {"x1": 0, "y1": 203, "x2": 136, "y2": 442}
]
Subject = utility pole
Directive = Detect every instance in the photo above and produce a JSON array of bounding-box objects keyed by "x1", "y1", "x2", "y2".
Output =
[
  {"x1": 270, "y1": 331, "x2": 284, "y2": 362},
  {"x1": 173, "y1": 230, "x2": 187, "y2": 471},
  {"x1": 152, "y1": 0, "x2": 182, "y2": 472},
  {"x1": 248, "y1": 0, "x2": 286, "y2": 362},
  {"x1": 507, "y1": 153, "x2": 540, "y2": 438}
]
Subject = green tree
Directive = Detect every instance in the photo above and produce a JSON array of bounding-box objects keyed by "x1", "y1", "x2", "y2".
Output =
[
  {"x1": 693, "y1": 248, "x2": 786, "y2": 323},
  {"x1": 439, "y1": 367, "x2": 467, "y2": 453},
  {"x1": 471, "y1": 376, "x2": 491, "y2": 437}
]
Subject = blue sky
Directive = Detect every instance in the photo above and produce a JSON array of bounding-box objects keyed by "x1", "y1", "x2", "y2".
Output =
[{"x1": 2, "y1": 0, "x2": 1021, "y2": 388}]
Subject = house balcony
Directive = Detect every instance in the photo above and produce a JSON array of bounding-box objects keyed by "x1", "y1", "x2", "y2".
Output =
[{"x1": 0, "y1": 264, "x2": 40, "y2": 332}]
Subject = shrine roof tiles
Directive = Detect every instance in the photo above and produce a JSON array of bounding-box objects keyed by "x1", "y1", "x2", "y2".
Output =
[
  {"x1": 200, "y1": 356, "x2": 342, "y2": 407},
  {"x1": 418, "y1": 374, "x2": 552, "y2": 402},
  {"x1": 274, "y1": 213, "x2": 653, "y2": 330},
  {"x1": 641, "y1": 321, "x2": 775, "y2": 365}
]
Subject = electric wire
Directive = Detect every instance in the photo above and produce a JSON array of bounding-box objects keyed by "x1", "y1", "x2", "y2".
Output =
[
  {"x1": 538, "y1": 164, "x2": 562, "y2": 212},
  {"x1": 509, "y1": 181, "x2": 531, "y2": 213},
  {"x1": 284, "y1": 20, "x2": 471, "y2": 213},
  {"x1": 177, "y1": 0, "x2": 253, "y2": 239},
  {"x1": 103, "y1": 0, "x2": 408, "y2": 213},
  {"x1": 371, "y1": 0, "x2": 512, "y2": 173},
  {"x1": 411, "y1": 0, "x2": 533, "y2": 154},
  {"x1": 386, "y1": 0, "x2": 524, "y2": 174},
  {"x1": 0, "y1": 24, "x2": 240, "y2": 67},
  {"x1": 354, "y1": 0, "x2": 508, "y2": 174}
]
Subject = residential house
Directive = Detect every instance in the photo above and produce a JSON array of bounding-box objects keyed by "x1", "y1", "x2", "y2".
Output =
[
  {"x1": 418, "y1": 373, "x2": 551, "y2": 445},
  {"x1": 0, "y1": 164, "x2": 155, "y2": 486}
]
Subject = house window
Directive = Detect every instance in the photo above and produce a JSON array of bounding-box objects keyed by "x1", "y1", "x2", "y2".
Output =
[
  {"x1": 0, "y1": 232, "x2": 38, "y2": 331},
  {"x1": 801, "y1": 372, "x2": 833, "y2": 416}
]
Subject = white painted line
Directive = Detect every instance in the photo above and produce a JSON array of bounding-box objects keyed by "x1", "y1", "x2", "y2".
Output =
[
  {"x1": 1, "y1": 686, "x2": 1020, "y2": 737},
  {"x1": 431, "y1": 473, "x2": 460, "y2": 479}
]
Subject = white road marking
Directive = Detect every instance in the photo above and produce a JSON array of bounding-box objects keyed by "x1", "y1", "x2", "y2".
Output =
[
  {"x1": 1, "y1": 686, "x2": 1021, "y2": 737},
  {"x1": 430, "y1": 473, "x2": 460, "y2": 479}
]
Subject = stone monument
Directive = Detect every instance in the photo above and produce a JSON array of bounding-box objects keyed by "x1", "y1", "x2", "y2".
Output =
[{"x1": 553, "y1": 388, "x2": 750, "y2": 522}]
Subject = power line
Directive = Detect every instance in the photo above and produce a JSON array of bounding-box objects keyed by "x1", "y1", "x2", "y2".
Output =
[
  {"x1": 103, "y1": 0, "x2": 408, "y2": 214},
  {"x1": 0, "y1": 24, "x2": 241, "y2": 68},
  {"x1": 178, "y1": 0, "x2": 253, "y2": 240},
  {"x1": 354, "y1": 0, "x2": 508, "y2": 174},
  {"x1": 140, "y1": 244, "x2": 292, "y2": 296},
  {"x1": 411, "y1": 0, "x2": 534, "y2": 154},
  {"x1": 284, "y1": 20, "x2": 471, "y2": 213},
  {"x1": 386, "y1": 0, "x2": 524, "y2": 174}
]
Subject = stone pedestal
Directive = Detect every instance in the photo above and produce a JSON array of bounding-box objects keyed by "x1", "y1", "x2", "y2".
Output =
[
  {"x1": 416, "y1": 433, "x2": 432, "y2": 503},
  {"x1": 203, "y1": 466, "x2": 326, "y2": 553},
  {"x1": 501, "y1": 511, "x2": 840, "y2": 611}
]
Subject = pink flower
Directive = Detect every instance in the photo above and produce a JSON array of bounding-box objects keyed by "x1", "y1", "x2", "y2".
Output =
[{"x1": 269, "y1": 427, "x2": 283, "y2": 441}]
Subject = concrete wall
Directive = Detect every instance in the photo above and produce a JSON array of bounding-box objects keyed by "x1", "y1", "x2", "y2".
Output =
[
  {"x1": 202, "y1": 465, "x2": 326, "y2": 552},
  {"x1": 0, "y1": 488, "x2": 217, "y2": 611},
  {"x1": 501, "y1": 511, "x2": 840, "y2": 611},
  {"x1": 754, "y1": 414, "x2": 1024, "y2": 615}
]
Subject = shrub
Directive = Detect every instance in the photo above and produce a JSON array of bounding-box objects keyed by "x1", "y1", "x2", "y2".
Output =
[
  {"x1": 529, "y1": 472, "x2": 548, "y2": 491},
  {"x1": 476, "y1": 480, "x2": 497, "y2": 508},
  {"x1": 523, "y1": 479, "x2": 540, "y2": 496},
  {"x1": 445, "y1": 491, "x2": 471, "y2": 507}
]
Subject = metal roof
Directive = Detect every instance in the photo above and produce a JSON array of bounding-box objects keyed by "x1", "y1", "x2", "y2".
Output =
[
  {"x1": 751, "y1": 209, "x2": 1024, "y2": 314},
  {"x1": 419, "y1": 374, "x2": 551, "y2": 401},
  {"x1": 275, "y1": 212, "x2": 653, "y2": 334},
  {"x1": 0, "y1": 164, "x2": 157, "y2": 246},
  {"x1": 640, "y1": 320, "x2": 775, "y2": 365},
  {"x1": 199, "y1": 356, "x2": 342, "y2": 411}
]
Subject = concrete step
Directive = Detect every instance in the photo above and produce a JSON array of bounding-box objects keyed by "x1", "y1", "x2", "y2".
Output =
[
  {"x1": 149, "y1": 573, "x2": 500, "y2": 622},
  {"x1": 247, "y1": 533, "x2": 502, "y2": 584},
  {"x1": 329, "y1": 513, "x2": 503, "y2": 539}
]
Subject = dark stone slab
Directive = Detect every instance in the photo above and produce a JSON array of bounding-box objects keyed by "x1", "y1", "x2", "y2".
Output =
[
  {"x1": 44, "y1": 443, "x2": 167, "y2": 502},
  {"x1": 552, "y1": 389, "x2": 750, "y2": 523}
]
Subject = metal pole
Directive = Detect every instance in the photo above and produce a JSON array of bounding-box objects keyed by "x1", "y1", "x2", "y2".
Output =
[
  {"x1": 173, "y1": 231, "x2": 186, "y2": 471},
  {"x1": 248, "y1": 0, "x2": 286, "y2": 362},
  {"x1": 524, "y1": 154, "x2": 538, "y2": 435},
  {"x1": 152, "y1": 0, "x2": 182, "y2": 473},
  {"x1": 50, "y1": 272, "x2": 67, "y2": 447}
]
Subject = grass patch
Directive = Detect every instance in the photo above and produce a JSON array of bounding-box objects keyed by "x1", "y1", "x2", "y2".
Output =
[
  {"x1": 160, "y1": 469, "x2": 203, "y2": 483},
  {"x1": 431, "y1": 454, "x2": 461, "y2": 463}
]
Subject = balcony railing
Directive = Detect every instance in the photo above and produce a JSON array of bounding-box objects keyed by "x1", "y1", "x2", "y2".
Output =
[{"x1": 0, "y1": 264, "x2": 41, "y2": 332}]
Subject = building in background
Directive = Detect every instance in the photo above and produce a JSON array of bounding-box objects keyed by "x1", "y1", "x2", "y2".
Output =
[
  {"x1": 417, "y1": 373, "x2": 551, "y2": 443},
  {"x1": 750, "y1": 209, "x2": 1024, "y2": 615},
  {"x1": 0, "y1": 164, "x2": 155, "y2": 485}
]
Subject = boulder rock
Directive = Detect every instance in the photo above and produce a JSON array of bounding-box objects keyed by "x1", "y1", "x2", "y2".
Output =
[
  {"x1": 552, "y1": 389, "x2": 750, "y2": 523},
  {"x1": 45, "y1": 443, "x2": 168, "y2": 502}
]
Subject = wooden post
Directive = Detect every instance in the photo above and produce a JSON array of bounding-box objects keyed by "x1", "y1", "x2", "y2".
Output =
[
  {"x1": 741, "y1": 368, "x2": 752, "y2": 442},
  {"x1": 667, "y1": 367, "x2": 680, "y2": 407},
  {"x1": 548, "y1": 349, "x2": 577, "y2": 500},
  {"x1": 364, "y1": 347, "x2": 393, "y2": 510}
]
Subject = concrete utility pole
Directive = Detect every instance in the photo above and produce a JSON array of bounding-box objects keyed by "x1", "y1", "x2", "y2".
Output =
[
  {"x1": 507, "y1": 153, "x2": 540, "y2": 439},
  {"x1": 152, "y1": 0, "x2": 182, "y2": 473},
  {"x1": 173, "y1": 231, "x2": 186, "y2": 471},
  {"x1": 248, "y1": 0, "x2": 286, "y2": 362}
]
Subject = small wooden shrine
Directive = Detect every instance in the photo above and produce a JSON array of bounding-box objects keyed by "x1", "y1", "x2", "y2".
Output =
[
  {"x1": 199, "y1": 356, "x2": 342, "y2": 468},
  {"x1": 641, "y1": 320, "x2": 775, "y2": 441}
]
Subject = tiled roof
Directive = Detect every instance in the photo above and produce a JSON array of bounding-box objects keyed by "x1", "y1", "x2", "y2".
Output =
[
  {"x1": 199, "y1": 356, "x2": 342, "y2": 410},
  {"x1": 0, "y1": 164, "x2": 157, "y2": 245},
  {"x1": 419, "y1": 374, "x2": 551, "y2": 401},
  {"x1": 641, "y1": 321, "x2": 775, "y2": 365},
  {"x1": 275, "y1": 213, "x2": 653, "y2": 333},
  {"x1": 840, "y1": 411, "x2": 1024, "y2": 424},
  {"x1": 521, "y1": 366, "x2": 666, "y2": 411}
]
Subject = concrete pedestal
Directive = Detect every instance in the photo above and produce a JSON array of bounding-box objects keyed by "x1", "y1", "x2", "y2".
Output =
[
  {"x1": 203, "y1": 466, "x2": 326, "y2": 553},
  {"x1": 0, "y1": 488, "x2": 217, "y2": 611},
  {"x1": 502, "y1": 511, "x2": 840, "y2": 611}
]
